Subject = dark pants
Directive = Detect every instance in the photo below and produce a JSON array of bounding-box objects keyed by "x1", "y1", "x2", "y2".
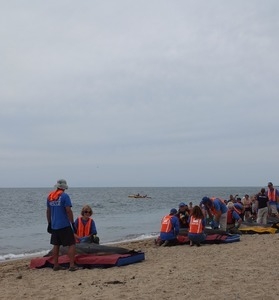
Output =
[{"x1": 51, "y1": 226, "x2": 75, "y2": 246}]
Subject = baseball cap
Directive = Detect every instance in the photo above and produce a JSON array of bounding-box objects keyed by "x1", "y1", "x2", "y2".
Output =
[{"x1": 170, "y1": 208, "x2": 178, "y2": 215}]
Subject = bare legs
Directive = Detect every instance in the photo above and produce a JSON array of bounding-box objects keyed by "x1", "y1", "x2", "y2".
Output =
[
  {"x1": 68, "y1": 245, "x2": 76, "y2": 268},
  {"x1": 52, "y1": 244, "x2": 76, "y2": 269}
]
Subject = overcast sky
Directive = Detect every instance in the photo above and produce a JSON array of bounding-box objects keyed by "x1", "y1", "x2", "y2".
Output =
[{"x1": 1, "y1": 1, "x2": 279, "y2": 188}]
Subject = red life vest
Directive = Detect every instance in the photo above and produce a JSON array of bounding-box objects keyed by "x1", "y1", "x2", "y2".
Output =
[
  {"x1": 47, "y1": 190, "x2": 63, "y2": 202},
  {"x1": 268, "y1": 188, "x2": 277, "y2": 203},
  {"x1": 76, "y1": 217, "x2": 92, "y2": 240},
  {"x1": 227, "y1": 206, "x2": 241, "y2": 224},
  {"x1": 227, "y1": 209, "x2": 234, "y2": 224},
  {"x1": 160, "y1": 215, "x2": 173, "y2": 233},
  {"x1": 189, "y1": 216, "x2": 203, "y2": 234}
]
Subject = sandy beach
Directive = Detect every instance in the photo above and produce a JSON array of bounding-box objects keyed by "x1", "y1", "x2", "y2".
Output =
[{"x1": 1, "y1": 234, "x2": 279, "y2": 300}]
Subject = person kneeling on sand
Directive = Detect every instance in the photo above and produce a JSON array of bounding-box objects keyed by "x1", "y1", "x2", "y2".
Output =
[
  {"x1": 74, "y1": 205, "x2": 100, "y2": 244},
  {"x1": 158, "y1": 208, "x2": 180, "y2": 246},
  {"x1": 188, "y1": 206, "x2": 206, "y2": 247}
]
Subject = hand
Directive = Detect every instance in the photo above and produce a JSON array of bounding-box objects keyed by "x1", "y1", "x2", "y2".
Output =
[
  {"x1": 47, "y1": 222, "x2": 52, "y2": 234},
  {"x1": 79, "y1": 237, "x2": 88, "y2": 243}
]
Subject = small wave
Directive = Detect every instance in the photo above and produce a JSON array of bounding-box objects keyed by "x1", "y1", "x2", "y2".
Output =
[
  {"x1": 105, "y1": 232, "x2": 159, "y2": 245},
  {"x1": 0, "y1": 250, "x2": 49, "y2": 263}
]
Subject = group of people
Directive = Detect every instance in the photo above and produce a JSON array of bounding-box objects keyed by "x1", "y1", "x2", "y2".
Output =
[
  {"x1": 46, "y1": 179, "x2": 279, "y2": 267},
  {"x1": 159, "y1": 182, "x2": 279, "y2": 247},
  {"x1": 46, "y1": 179, "x2": 99, "y2": 271}
]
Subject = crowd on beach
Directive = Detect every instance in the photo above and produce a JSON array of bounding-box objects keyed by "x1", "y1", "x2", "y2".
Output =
[
  {"x1": 46, "y1": 178, "x2": 279, "y2": 271},
  {"x1": 157, "y1": 182, "x2": 279, "y2": 247}
]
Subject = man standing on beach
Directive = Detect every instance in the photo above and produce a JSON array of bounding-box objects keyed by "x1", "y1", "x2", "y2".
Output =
[{"x1": 46, "y1": 179, "x2": 77, "y2": 271}]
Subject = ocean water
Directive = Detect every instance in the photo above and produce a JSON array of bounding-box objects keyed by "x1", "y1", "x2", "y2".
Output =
[{"x1": 0, "y1": 186, "x2": 261, "y2": 261}]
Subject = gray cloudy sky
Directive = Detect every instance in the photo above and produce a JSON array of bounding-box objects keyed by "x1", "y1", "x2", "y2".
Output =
[{"x1": 1, "y1": 1, "x2": 279, "y2": 188}]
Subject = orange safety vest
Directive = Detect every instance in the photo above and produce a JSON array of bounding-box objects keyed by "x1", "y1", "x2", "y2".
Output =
[
  {"x1": 160, "y1": 215, "x2": 173, "y2": 233},
  {"x1": 189, "y1": 216, "x2": 203, "y2": 234},
  {"x1": 76, "y1": 217, "x2": 92, "y2": 238},
  {"x1": 268, "y1": 188, "x2": 277, "y2": 203},
  {"x1": 47, "y1": 190, "x2": 63, "y2": 202}
]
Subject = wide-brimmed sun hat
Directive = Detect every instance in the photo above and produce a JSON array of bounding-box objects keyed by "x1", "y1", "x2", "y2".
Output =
[{"x1": 54, "y1": 179, "x2": 68, "y2": 190}]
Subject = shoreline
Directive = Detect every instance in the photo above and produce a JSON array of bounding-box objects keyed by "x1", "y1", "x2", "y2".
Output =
[
  {"x1": 0, "y1": 234, "x2": 158, "y2": 263},
  {"x1": 1, "y1": 234, "x2": 279, "y2": 299}
]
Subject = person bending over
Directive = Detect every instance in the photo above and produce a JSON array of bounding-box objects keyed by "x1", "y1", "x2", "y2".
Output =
[{"x1": 200, "y1": 196, "x2": 228, "y2": 230}]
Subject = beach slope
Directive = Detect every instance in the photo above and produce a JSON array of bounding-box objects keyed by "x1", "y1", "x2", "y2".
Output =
[{"x1": 1, "y1": 235, "x2": 279, "y2": 300}]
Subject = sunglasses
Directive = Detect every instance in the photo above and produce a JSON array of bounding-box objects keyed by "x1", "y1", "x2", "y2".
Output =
[{"x1": 84, "y1": 211, "x2": 91, "y2": 214}]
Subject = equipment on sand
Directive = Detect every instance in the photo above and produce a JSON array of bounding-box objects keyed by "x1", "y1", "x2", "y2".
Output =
[{"x1": 30, "y1": 243, "x2": 145, "y2": 269}]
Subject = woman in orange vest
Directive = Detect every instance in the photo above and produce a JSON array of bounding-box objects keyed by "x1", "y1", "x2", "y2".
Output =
[
  {"x1": 188, "y1": 205, "x2": 206, "y2": 247},
  {"x1": 74, "y1": 205, "x2": 99, "y2": 244}
]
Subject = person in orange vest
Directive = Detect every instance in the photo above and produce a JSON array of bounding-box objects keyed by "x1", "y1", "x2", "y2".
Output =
[
  {"x1": 188, "y1": 205, "x2": 206, "y2": 247},
  {"x1": 74, "y1": 205, "x2": 99, "y2": 244},
  {"x1": 159, "y1": 208, "x2": 180, "y2": 246},
  {"x1": 267, "y1": 182, "x2": 279, "y2": 217}
]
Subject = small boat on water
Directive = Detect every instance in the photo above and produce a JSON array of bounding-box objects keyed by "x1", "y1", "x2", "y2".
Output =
[{"x1": 128, "y1": 194, "x2": 152, "y2": 199}]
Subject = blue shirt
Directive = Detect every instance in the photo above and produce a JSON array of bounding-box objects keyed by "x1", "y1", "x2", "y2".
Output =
[
  {"x1": 212, "y1": 198, "x2": 228, "y2": 214},
  {"x1": 47, "y1": 192, "x2": 72, "y2": 230},
  {"x1": 232, "y1": 210, "x2": 241, "y2": 221}
]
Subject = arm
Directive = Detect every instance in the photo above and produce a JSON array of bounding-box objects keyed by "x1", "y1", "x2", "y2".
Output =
[
  {"x1": 91, "y1": 220, "x2": 97, "y2": 235},
  {"x1": 202, "y1": 218, "x2": 206, "y2": 230},
  {"x1": 233, "y1": 211, "x2": 242, "y2": 227},
  {"x1": 46, "y1": 207, "x2": 51, "y2": 223},
  {"x1": 65, "y1": 206, "x2": 74, "y2": 223},
  {"x1": 172, "y1": 217, "x2": 180, "y2": 236}
]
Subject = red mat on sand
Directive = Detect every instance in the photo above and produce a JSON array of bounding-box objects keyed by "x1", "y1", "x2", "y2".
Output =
[{"x1": 30, "y1": 252, "x2": 145, "y2": 269}]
